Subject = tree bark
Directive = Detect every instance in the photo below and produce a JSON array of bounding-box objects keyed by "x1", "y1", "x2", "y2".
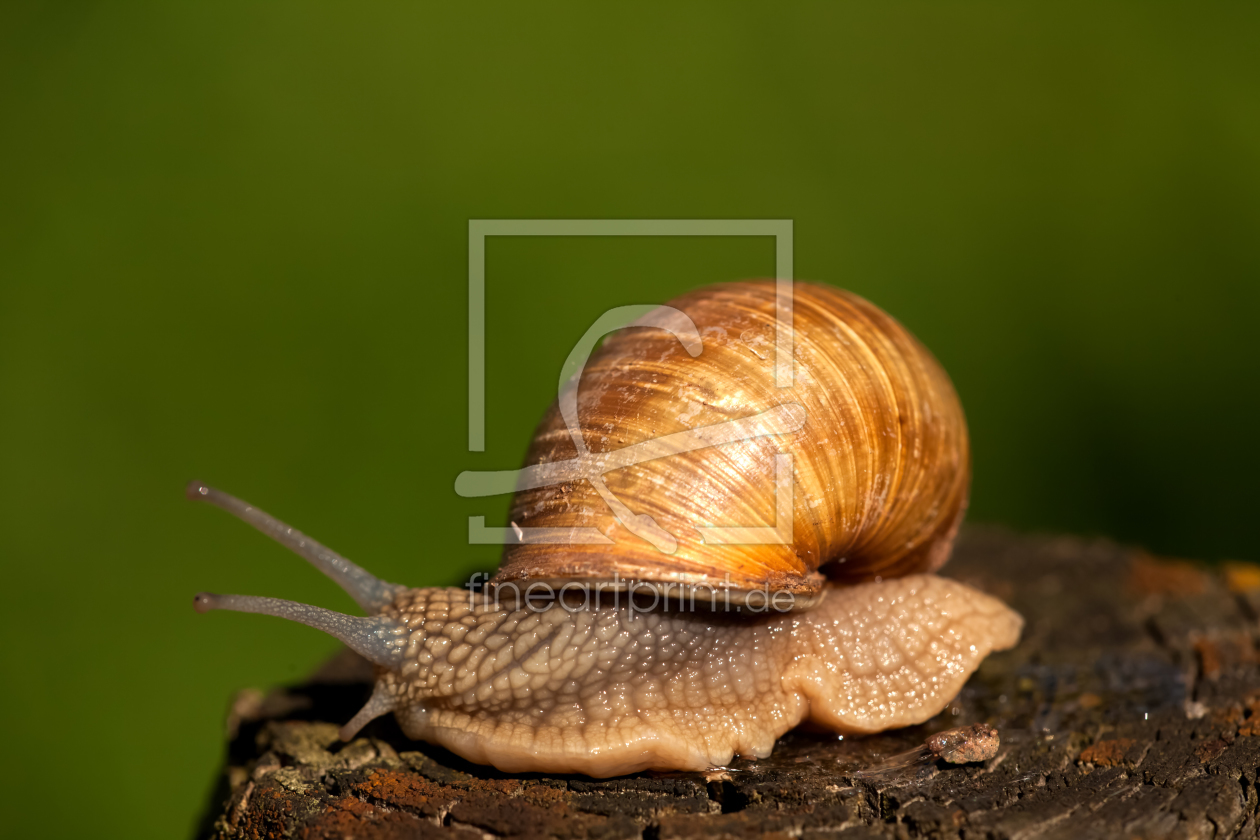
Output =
[{"x1": 197, "y1": 527, "x2": 1260, "y2": 839}]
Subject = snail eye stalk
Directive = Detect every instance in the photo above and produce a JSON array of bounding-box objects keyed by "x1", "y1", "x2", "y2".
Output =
[
  {"x1": 193, "y1": 593, "x2": 405, "y2": 668},
  {"x1": 186, "y1": 481, "x2": 405, "y2": 612}
]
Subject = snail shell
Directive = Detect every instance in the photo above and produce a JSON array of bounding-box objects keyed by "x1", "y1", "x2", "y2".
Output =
[{"x1": 496, "y1": 281, "x2": 969, "y2": 601}]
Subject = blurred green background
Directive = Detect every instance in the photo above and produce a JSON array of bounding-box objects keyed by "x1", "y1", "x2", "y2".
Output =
[{"x1": 2, "y1": 3, "x2": 1258, "y2": 837}]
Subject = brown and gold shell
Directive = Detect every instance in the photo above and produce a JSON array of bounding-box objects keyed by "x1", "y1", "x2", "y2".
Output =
[{"x1": 491, "y1": 281, "x2": 970, "y2": 603}]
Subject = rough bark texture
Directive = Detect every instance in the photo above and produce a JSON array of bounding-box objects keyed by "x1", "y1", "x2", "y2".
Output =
[{"x1": 197, "y1": 528, "x2": 1260, "y2": 839}]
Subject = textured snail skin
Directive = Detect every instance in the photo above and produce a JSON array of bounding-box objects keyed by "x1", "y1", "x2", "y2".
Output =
[{"x1": 373, "y1": 576, "x2": 1020, "y2": 777}]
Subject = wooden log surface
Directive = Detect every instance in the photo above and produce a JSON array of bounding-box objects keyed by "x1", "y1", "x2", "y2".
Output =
[{"x1": 196, "y1": 528, "x2": 1260, "y2": 839}]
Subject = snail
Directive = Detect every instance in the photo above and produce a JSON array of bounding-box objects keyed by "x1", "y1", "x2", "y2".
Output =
[{"x1": 191, "y1": 281, "x2": 1022, "y2": 777}]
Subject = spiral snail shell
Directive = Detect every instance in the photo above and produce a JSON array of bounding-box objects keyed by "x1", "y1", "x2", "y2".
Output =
[
  {"x1": 496, "y1": 281, "x2": 970, "y2": 601},
  {"x1": 191, "y1": 281, "x2": 1021, "y2": 776}
]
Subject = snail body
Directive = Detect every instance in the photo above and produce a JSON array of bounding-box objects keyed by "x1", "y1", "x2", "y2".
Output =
[{"x1": 191, "y1": 281, "x2": 1021, "y2": 777}]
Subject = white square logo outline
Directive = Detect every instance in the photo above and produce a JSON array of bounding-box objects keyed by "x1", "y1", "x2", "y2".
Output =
[{"x1": 463, "y1": 219, "x2": 795, "y2": 548}]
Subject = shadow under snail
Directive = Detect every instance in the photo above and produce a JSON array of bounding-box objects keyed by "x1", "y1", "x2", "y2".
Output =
[{"x1": 191, "y1": 281, "x2": 1022, "y2": 777}]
